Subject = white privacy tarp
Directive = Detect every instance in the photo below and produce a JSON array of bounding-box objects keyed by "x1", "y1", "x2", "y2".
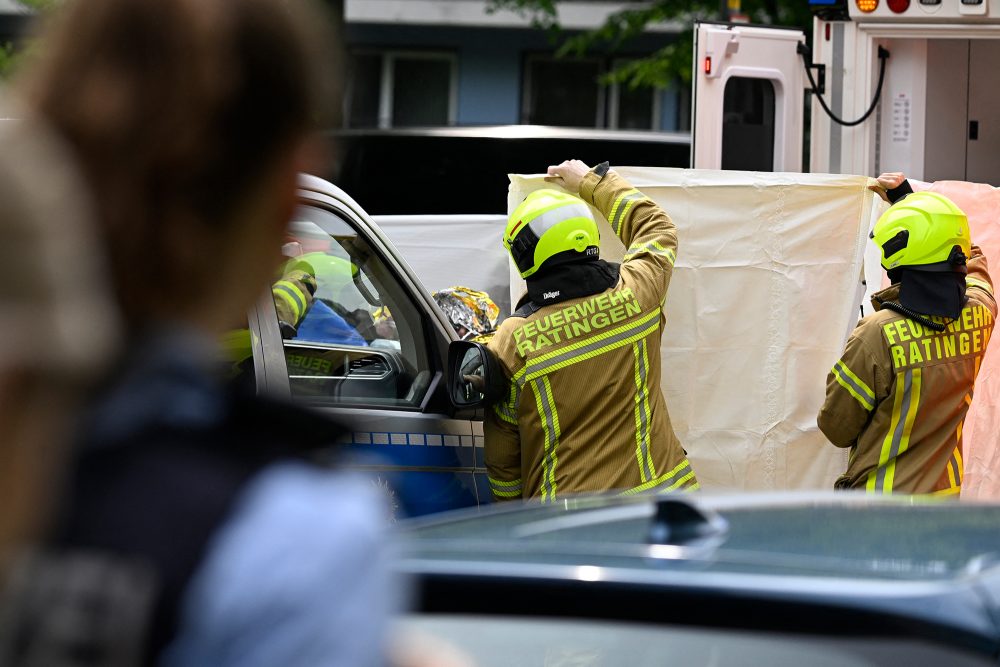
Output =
[
  {"x1": 509, "y1": 168, "x2": 881, "y2": 491},
  {"x1": 374, "y1": 215, "x2": 511, "y2": 315}
]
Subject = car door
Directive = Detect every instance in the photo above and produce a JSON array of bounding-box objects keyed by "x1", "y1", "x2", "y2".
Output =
[{"x1": 247, "y1": 180, "x2": 490, "y2": 517}]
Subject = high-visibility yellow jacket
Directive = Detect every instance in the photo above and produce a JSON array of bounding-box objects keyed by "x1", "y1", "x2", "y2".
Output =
[
  {"x1": 818, "y1": 246, "x2": 996, "y2": 496},
  {"x1": 484, "y1": 170, "x2": 697, "y2": 501}
]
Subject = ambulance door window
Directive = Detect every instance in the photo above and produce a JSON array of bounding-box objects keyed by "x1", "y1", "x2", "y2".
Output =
[
  {"x1": 721, "y1": 77, "x2": 775, "y2": 171},
  {"x1": 274, "y1": 206, "x2": 434, "y2": 408}
]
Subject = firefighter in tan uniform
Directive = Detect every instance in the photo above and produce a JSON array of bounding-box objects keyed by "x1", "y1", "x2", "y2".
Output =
[
  {"x1": 223, "y1": 266, "x2": 316, "y2": 381},
  {"x1": 485, "y1": 159, "x2": 697, "y2": 501},
  {"x1": 819, "y1": 186, "x2": 996, "y2": 496}
]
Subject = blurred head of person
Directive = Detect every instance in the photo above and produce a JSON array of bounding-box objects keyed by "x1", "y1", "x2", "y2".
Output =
[
  {"x1": 0, "y1": 112, "x2": 119, "y2": 558},
  {"x1": 18, "y1": 0, "x2": 338, "y2": 336}
]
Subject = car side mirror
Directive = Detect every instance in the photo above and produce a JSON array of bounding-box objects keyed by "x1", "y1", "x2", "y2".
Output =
[{"x1": 448, "y1": 341, "x2": 505, "y2": 408}]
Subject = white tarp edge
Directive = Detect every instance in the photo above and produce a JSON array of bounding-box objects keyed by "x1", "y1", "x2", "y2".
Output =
[
  {"x1": 509, "y1": 167, "x2": 881, "y2": 491},
  {"x1": 374, "y1": 214, "x2": 511, "y2": 315}
]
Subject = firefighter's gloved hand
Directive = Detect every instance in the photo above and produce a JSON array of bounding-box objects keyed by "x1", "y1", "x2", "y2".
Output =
[
  {"x1": 278, "y1": 321, "x2": 298, "y2": 340},
  {"x1": 875, "y1": 172, "x2": 907, "y2": 190},
  {"x1": 869, "y1": 172, "x2": 910, "y2": 204},
  {"x1": 545, "y1": 159, "x2": 591, "y2": 195}
]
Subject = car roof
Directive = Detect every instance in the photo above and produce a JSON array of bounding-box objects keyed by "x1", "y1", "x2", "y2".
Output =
[
  {"x1": 401, "y1": 492, "x2": 1000, "y2": 583},
  {"x1": 323, "y1": 126, "x2": 692, "y2": 214},
  {"x1": 329, "y1": 125, "x2": 691, "y2": 144}
]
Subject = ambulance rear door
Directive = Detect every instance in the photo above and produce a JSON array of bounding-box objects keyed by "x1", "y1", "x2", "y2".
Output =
[{"x1": 692, "y1": 22, "x2": 808, "y2": 172}]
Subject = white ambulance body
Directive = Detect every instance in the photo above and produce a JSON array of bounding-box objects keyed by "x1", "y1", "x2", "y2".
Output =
[{"x1": 692, "y1": 2, "x2": 1000, "y2": 185}]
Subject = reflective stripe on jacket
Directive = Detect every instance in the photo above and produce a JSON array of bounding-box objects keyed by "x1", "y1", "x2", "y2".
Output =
[
  {"x1": 818, "y1": 246, "x2": 996, "y2": 495},
  {"x1": 272, "y1": 270, "x2": 315, "y2": 326},
  {"x1": 485, "y1": 170, "x2": 696, "y2": 501}
]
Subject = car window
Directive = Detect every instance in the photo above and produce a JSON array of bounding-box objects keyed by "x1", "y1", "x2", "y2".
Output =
[{"x1": 273, "y1": 204, "x2": 433, "y2": 408}]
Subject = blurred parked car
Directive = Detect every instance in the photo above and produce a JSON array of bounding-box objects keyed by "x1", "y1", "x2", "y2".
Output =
[
  {"x1": 328, "y1": 125, "x2": 691, "y2": 214},
  {"x1": 395, "y1": 493, "x2": 1000, "y2": 666}
]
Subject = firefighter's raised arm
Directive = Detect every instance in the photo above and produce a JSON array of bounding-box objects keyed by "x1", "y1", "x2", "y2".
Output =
[{"x1": 548, "y1": 160, "x2": 678, "y2": 306}]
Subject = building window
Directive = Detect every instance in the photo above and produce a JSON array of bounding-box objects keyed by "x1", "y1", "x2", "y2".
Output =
[
  {"x1": 347, "y1": 50, "x2": 457, "y2": 128},
  {"x1": 608, "y1": 59, "x2": 662, "y2": 131},
  {"x1": 523, "y1": 55, "x2": 605, "y2": 127},
  {"x1": 522, "y1": 55, "x2": 663, "y2": 131}
]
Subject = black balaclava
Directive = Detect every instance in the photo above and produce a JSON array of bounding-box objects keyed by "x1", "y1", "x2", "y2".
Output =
[
  {"x1": 891, "y1": 269, "x2": 967, "y2": 320},
  {"x1": 525, "y1": 249, "x2": 620, "y2": 308}
]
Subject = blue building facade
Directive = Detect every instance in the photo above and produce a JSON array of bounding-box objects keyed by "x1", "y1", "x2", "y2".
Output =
[{"x1": 344, "y1": 1, "x2": 688, "y2": 132}]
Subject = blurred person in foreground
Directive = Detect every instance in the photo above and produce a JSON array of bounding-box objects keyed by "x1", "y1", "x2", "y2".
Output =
[
  {"x1": 16, "y1": 0, "x2": 400, "y2": 664},
  {"x1": 0, "y1": 111, "x2": 149, "y2": 664}
]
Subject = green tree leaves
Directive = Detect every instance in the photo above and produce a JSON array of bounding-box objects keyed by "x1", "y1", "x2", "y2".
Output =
[
  {"x1": 487, "y1": 0, "x2": 810, "y2": 88},
  {"x1": 0, "y1": 0, "x2": 51, "y2": 79}
]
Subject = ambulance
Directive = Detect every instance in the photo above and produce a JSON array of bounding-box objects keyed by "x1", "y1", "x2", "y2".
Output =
[{"x1": 692, "y1": 0, "x2": 1000, "y2": 185}]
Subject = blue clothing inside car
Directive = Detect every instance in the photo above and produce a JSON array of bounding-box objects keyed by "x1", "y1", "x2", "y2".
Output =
[{"x1": 296, "y1": 300, "x2": 368, "y2": 347}]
